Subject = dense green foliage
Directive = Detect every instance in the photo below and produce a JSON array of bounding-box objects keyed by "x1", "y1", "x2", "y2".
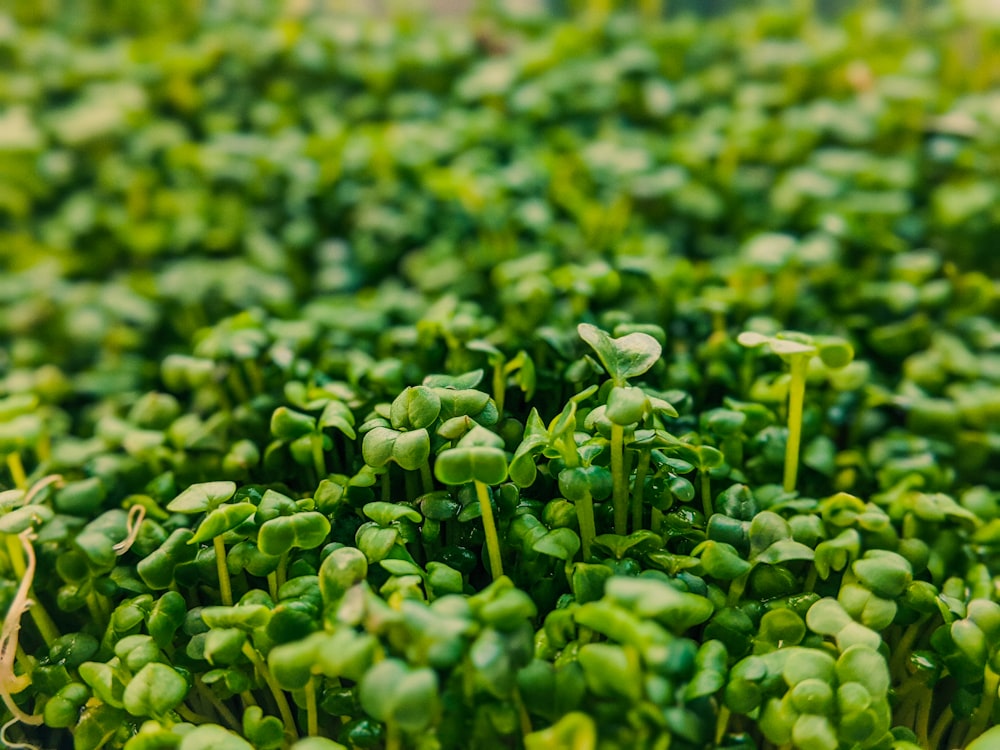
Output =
[{"x1": 1, "y1": 2, "x2": 999, "y2": 749}]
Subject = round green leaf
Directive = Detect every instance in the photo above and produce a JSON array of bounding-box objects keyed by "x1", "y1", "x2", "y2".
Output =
[
  {"x1": 578, "y1": 323, "x2": 662, "y2": 385},
  {"x1": 166, "y1": 482, "x2": 236, "y2": 514},
  {"x1": 190, "y1": 502, "x2": 256, "y2": 544},
  {"x1": 271, "y1": 407, "x2": 316, "y2": 441},
  {"x1": 258, "y1": 512, "x2": 331, "y2": 556},
  {"x1": 390, "y1": 386, "x2": 442, "y2": 430},
  {"x1": 318, "y1": 546, "x2": 368, "y2": 604},
  {"x1": 123, "y1": 663, "x2": 188, "y2": 719}
]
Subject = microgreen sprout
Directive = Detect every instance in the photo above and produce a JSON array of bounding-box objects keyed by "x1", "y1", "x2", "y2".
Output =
[
  {"x1": 577, "y1": 323, "x2": 663, "y2": 534},
  {"x1": 738, "y1": 331, "x2": 854, "y2": 493},
  {"x1": 435, "y1": 425, "x2": 509, "y2": 580}
]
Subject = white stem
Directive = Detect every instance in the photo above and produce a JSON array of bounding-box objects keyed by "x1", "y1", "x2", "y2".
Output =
[{"x1": 0, "y1": 531, "x2": 44, "y2": 728}]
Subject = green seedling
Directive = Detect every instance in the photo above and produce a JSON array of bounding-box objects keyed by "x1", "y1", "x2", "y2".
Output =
[
  {"x1": 577, "y1": 323, "x2": 664, "y2": 535},
  {"x1": 738, "y1": 331, "x2": 854, "y2": 493},
  {"x1": 166, "y1": 481, "x2": 240, "y2": 605},
  {"x1": 435, "y1": 425, "x2": 509, "y2": 580}
]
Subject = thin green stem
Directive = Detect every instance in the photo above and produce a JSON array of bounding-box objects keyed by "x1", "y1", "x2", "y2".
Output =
[
  {"x1": 701, "y1": 470, "x2": 712, "y2": 522},
  {"x1": 85, "y1": 593, "x2": 105, "y2": 630},
  {"x1": 927, "y1": 705, "x2": 953, "y2": 750},
  {"x1": 213, "y1": 535, "x2": 233, "y2": 607},
  {"x1": 419, "y1": 461, "x2": 434, "y2": 495},
  {"x1": 890, "y1": 622, "x2": 924, "y2": 682},
  {"x1": 176, "y1": 703, "x2": 213, "y2": 725},
  {"x1": 964, "y1": 666, "x2": 999, "y2": 744},
  {"x1": 35, "y1": 433, "x2": 51, "y2": 464},
  {"x1": 386, "y1": 722, "x2": 402, "y2": 750},
  {"x1": 5, "y1": 454, "x2": 27, "y2": 490},
  {"x1": 651, "y1": 508, "x2": 663, "y2": 534},
  {"x1": 404, "y1": 469, "x2": 418, "y2": 503},
  {"x1": 895, "y1": 692, "x2": 917, "y2": 733},
  {"x1": 576, "y1": 492, "x2": 596, "y2": 562},
  {"x1": 610, "y1": 423, "x2": 627, "y2": 535},
  {"x1": 241, "y1": 642, "x2": 299, "y2": 741},
  {"x1": 196, "y1": 679, "x2": 241, "y2": 732},
  {"x1": 276, "y1": 551, "x2": 289, "y2": 592},
  {"x1": 267, "y1": 572, "x2": 279, "y2": 603},
  {"x1": 914, "y1": 687, "x2": 932, "y2": 749},
  {"x1": 513, "y1": 685, "x2": 533, "y2": 738},
  {"x1": 948, "y1": 720, "x2": 969, "y2": 750},
  {"x1": 783, "y1": 355, "x2": 808, "y2": 493},
  {"x1": 631, "y1": 449, "x2": 650, "y2": 532},
  {"x1": 4, "y1": 536, "x2": 25, "y2": 580},
  {"x1": 493, "y1": 361, "x2": 505, "y2": 417},
  {"x1": 715, "y1": 705, "x2": 731, "y2": 745},
  {"x1": 474, "y1": 481, "x2": 504, "y2": 580},
  {"x1": 311, "y1": 434, "x2": 326, "y2": 482},
  {"x1": 802, "y1": 566, "x2": 817, "y2": 595},
  {"x1": 305, "y1": 676, "x2": 319, "y2": 737}
]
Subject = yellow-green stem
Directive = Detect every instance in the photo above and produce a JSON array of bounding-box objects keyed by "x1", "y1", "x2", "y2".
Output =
[
  {"x1": 5, "y1": 454, "x2": 27, "y2": 490},
  {"x1": 85, "y1": 593, "x2": 105, "y2": 629},
  {"x1": 276, "y1": 551, "x2": 289, "y2": 591},
  {"x1": 475, "y1": 480, "x2": 504, "y2": 580},
  {"x1": 890, "y1": 622, "x2": 924, "y2": 681},
  {"x1": 404, "y1": 469, "x2": 418, "y2": 503},
  {"x1": 631, "y1": 449, "x2": 650, "y2": 532},
  {"x1": 610, "y1": 423, "x2": 627, "y2": 535},
  {"x1": 176, "y1": 703, "x2": 213, "y2": 725},
  {"x1": 241, "y1": 690, "x2": 259, "y2": 708},
  {"x1": 196, "y1": 680, "x2": 240, "y2": 732},
  {"x1": 419, "y1": 462, "x2": 434, "y2": 495},
  {"x1": 513, "y1": 685, "x2": 533, "y2": 738},
  {"x1": 386, "y1": 722, "x2": 402, "y2": 750},
  {"x1": 493, "y1": 362, "x2": 505, "y2": 417},
  {"x1": 715, "y1": 705, "x2": 731, "y2": 745},
  {"x1": 5, "y1": 536, "x2": 26, "y2": 580},
  {"x1": 914, "y1": 687, "x2": 932, "y2": 749},
  {"x1": 4, "y1": 534, "x2": 59, "y2": 646},
  {"x1": 701, "y1": 471, "x2": 712, "y2": 522},
  {"x1": 964, "y1": 667, "x2": 999, "y2": 744},
  {"x1": 927, "y1": 705, "x2": 953, "y2": 750},
  {"x1": 802, "y1": 566, "x2": 817, "y2": 594},
  {"x1": 35, "y1": 433, "x2": 51, "y2": 464},
  {"x1": 948, "y1": 720, "x2": 969, "y2": 750},
  {"x1": 267, "y1": 572, "x2": 279, "y2": 602},
  {"x1": 651, "y1": 508, "x2": 663, "y2": 534},
  {"x1": 213, "y1": 536, "x2": 233, "y2": 607},
  {"x1": 783, "y1": 354, "x2": 808, "y2": 493},
  {"x1": 311, "y1": 434, "x2": 326, "y2": 482},
  {"x1": 305, "y1": 676, "x2": 319, "y2": 737},
  {"x1": 241, "y1": 642, "x2": 299, "y2": 741},
  {"x1": 576, "y1": 493, "x2": 596, "y2": 562}
]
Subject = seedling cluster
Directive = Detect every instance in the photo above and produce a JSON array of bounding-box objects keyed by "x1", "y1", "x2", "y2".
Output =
[{"x1": 1, "y1": 2, "x2": 999, "y2": 750}]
